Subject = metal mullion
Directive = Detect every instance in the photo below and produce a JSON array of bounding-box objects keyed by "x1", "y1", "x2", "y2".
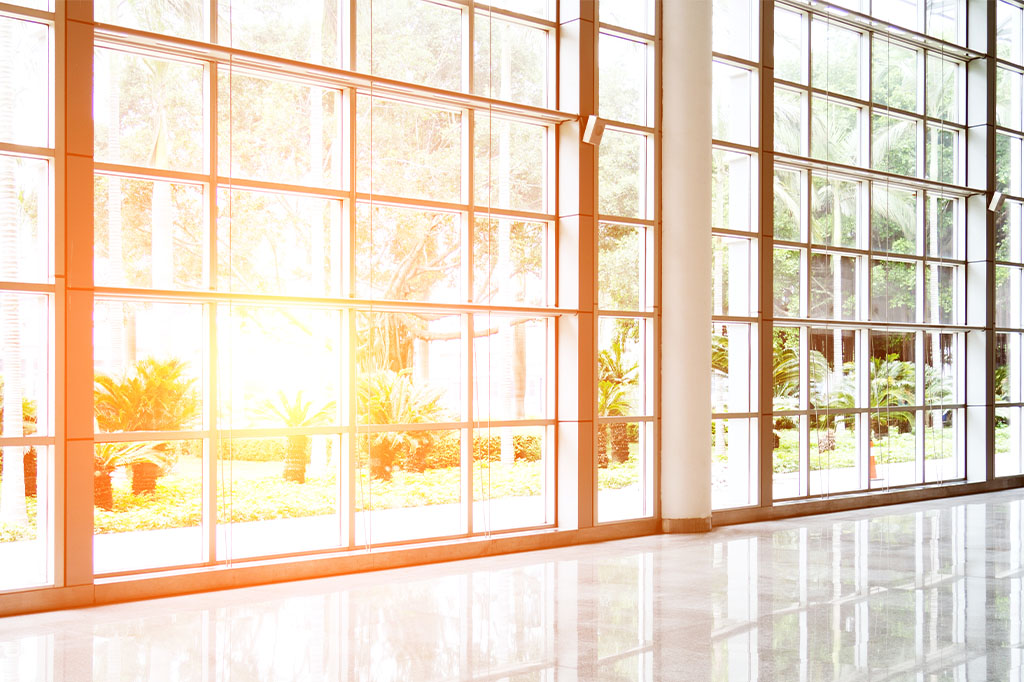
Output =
[
  {"x1": 711, "y1": 315, "x2": 758, "y2": 325},
  {"x1": 0, "y1": 141, "x2": 55, "y2": 159},
  {"x1": 712, "y1": 138, "x2": 759, "y2": 155},
  {"x1": 711, "y1": 51, "x2": 758, "y2": 70},
  {"x1": 777, "y1": 153, "x2": 974, "y2": 196},
  {"x1": 213, "y1": 175, "x2": 346, "y2": 200},
  {"x1": 0, "y1": 2, "x2": 52, "y2": 22},
  {"x1": 94, "y1": 430, "x2": 210, "y2": 443},
  {"x1": 597, "y1": 22, "x2": 655, "y2": 43},
  {"x1": 462, "y1": 313, "x2": 473, "y2": 536},
  {"x1": 598, "y1": 216, "x2": 656, "y2": 228},
  {"x1": 342, "y1": 308, "x2": 354, "y2": 550},
  {"x1": 474, "y1": 2, "x2": 559, "y2": 30},
  {"x1": 0, "y1": 436, "x2": 55, "y2": 447},
  {"x1": 92, "y1": 162, "x2": 207, "y2": 185},
  {"x1": 711, "y1": 226, "x2": 757, "y2": 241},
  {"x1": 602, "y1": 120, "x2": 656, "y2": 136},
  {"x1": 205, "y1": 52, "x2": 219, "y2": 566},
  {"x1": 0, "y1": 281, "x2": 55, "y2": 293}
]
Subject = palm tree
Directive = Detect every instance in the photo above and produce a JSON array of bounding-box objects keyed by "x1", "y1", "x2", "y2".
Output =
[
  {"x1": 94, "y1": 357, "x2": 201, "y2": 495},
  {"x1": 256, "y1": 390, "x2": 334, "y2": 484},
  {"x1": 357, "y1": 369, "x2": 446, "y2": 480},
  {"x1": 598, "y1": 336, "x2": 639, "y2": 464}
]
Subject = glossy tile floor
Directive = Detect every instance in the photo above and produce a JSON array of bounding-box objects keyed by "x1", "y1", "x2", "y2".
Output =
[{"x1": 3, "y1": 490, "x2": 1024, "y2": 681}]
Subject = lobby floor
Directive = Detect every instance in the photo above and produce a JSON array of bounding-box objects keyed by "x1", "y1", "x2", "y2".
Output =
[{"x1": 2, "y1": 489, "x2": 1024, "y2": 681}]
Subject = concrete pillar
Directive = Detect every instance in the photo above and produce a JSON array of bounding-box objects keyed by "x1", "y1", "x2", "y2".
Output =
[{"x1": 661, "y1": 0, "x2": 712, "y2": 531}]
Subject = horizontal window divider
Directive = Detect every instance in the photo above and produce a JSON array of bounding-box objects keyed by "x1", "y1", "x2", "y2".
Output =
[
  {"x1": 0, "y1": 2, "x2": 52, "y2": 23},
  {"x1": 712, "y1": 227, "x2": 759, "y2": 240},
  {"x1": 711, "y1": 315, "x2": 759, "y2": 324},
  {"x1": 995, "y1": 59, "x2": 1024, "y2": 75},
  {"x1": 469, "y1": 2, "x2": 558, "y2": 29},
  {"x1": 994, "y1": 126, "x2": 1024, "y2": 139},
  {"x1": 776, "y1": 0, "x2": 981, "y2": 60},
  {"x1": 711, "y1": 52, "x2": 759, "y2": 70},
  {"x1": 0, "y1": 141, "x2": 54, "y2": 159},
  {"x1": 601, "y1": 120, "x2": 655, "y2": 136},
  {"x1": 597, "y1": 415, "x2": 655, "y2": 424},
  {"x1": 358, "y1": 193, "x2": 556, "y2": 222},
  {"x1": 94, "y1": 26, "x2": 574, "y2": 124},
  {"x1": 597, "y1": 23, "x2": 656, "y2": 43},
  {"x1": 772, "y1": 404, "x2": 967, "y2": 416},
  {"x1": 0, "y1": 436, "x2": 54, "y2": 447},
  {"x1": 217, "y1": 176, "x2": 346, "y2": 199},
  {"x1": 216, "y1": 426, "x2": 347, "y2": 438},
  {"x1": 996, "y1": 402, "x2": 1024, "y2": 408},
  {"x1": 0, "y1": 281, "x2": 55, "y2": 293},
  {"x1": 92, "y1": 287, "x2": 574, "y2": 317},
  {"x1": 994, "y1": 327, "x2": 1024, "y2": 333},
  {"x1": 597, "y1": 215, "x2": 656, "y2": 227},
  {"x1": 93, "y1": 162, "x2": 207, "y2": 185},
  {"x1": 793, "y1": 246, "x2": 967, "y2": 264},
  {"x1": 468, "y1": 418, "x2": 556, "y2": 429},
  {"x1": 470, "y1": 205, "x2": 557, "y2": 222},
  {"x1": 597, "y1": 309, "x2": 656, "y2": 318},
  {"x1": 773, "y1": 152, "x2": 975, "y2": 196},
  {"x1": 772, "y1": 318, "x2": 979, "y2": 331},
  {"x1": 95, "y1": 430, "x2": 209, "y2": 442},
  {"x1": 711, "y1": 413, "x2": 758, "y2": 420},
  {"x1": 712, "y1": 139, "x2": 759, "y2": 155}
]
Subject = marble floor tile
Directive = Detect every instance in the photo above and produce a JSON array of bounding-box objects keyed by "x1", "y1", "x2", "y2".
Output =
[{"x1": 3, "y1": 490, "x2": 1024, "y2": 680}]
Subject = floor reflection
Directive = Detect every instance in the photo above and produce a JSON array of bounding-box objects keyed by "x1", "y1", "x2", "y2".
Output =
[{"x1": 2, "y1": 490, "x2": 1024, "y2": 680}]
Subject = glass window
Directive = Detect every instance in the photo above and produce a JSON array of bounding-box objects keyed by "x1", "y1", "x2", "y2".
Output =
[
  {"x1": 600, "y1": 33, "x2": 650, "y2": 126},
  {"x1": 712, "y1": 61, "x2": 755, "y2": 146}
]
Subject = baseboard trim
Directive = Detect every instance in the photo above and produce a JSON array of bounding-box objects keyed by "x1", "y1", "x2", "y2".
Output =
[{"x1": 661, "y1": 517, "x2": 712, "y2": 533}]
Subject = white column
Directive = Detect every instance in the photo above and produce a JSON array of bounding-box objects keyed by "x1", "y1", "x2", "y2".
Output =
[{"x1": 661, "y1": 0, "x2": 712, "y2": 531}]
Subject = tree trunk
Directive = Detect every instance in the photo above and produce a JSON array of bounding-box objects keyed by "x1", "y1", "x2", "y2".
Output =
[
  {"x1": 611, "y1": 422, "x2": 631, "y2": 463},
  {"x1": 94, "y1": 469, "x2": 113, "y2": 511},
  {"x1": 23, "y1": 447, "x2": 36, "y2": 498},
  {"x1": 283, "y1": 435, "x2": 310, "y2": 483},
  {"x1": 130, "y1": 461, "x2": 161, "y2": 496},
  {"x1": 597, "y1": 424, "x2": 610, "y2": 468}
]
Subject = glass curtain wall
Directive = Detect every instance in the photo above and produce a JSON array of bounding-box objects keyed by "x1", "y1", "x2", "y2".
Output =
[
  {"x1": 996, "y1": 0, "x2": 1024, "y2": 477},
  {"x1": 0, "y1": 1, "x2": 54, "y2": 591},
  {"x1": 89, "y1": 0, "x2": 565, "y2": 575},
  {"x1": 711, "y1": 0, "x2": 761, "y2": 510},
  {"x1": 768, "y1": 0, "x2": 970, "y2": 501},
  {"x1": 596, "y1": 0, "x2": 657, "y2": 522}
]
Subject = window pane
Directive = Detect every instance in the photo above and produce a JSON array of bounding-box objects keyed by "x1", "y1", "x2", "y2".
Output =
[
  {"x1": 356, "y1": 311, "x2": 461, "y2": 422},
  {"x1": 485, "y1": 0, "x2": 548, "y2": 19},
  {"x1": 811, "y1": 175, "x2": 859, "y2": 248},
  {"x1": 874, "y1": 0, "x2": 919, "y2": 32},
  {"x1": 711, "y1": 417, "x2": 756, "y2": 509},
  {"x1": 996, "y1": 406, "x2": 1022, "y2": 477},
  {"x1": 0, "y1": 293, "x2": 49, "y2": 438},
  {"x1": 996, "y1": 133, "x2": 1023, "y2": 197},
  {"x1": 925, "y1": 264, "x2": 958, "y2": 325},
  {"x1": 811, "y1": 98, "x2": 861, "y2": 166},
  {"x1": 473, "y1": 426, "x2": 549, "y2": 532},
  {"x1": 712, "y1": 148, "x2": 753, "y2": 231},
  {"x1": 356, "y1": 203, "x2": 460, "y2": 303},
  {"x1": 474, "y1": 116, "x2": 546, "y2": 213},
  {"x1": 0, "y1": 445, "x2": 50, "y2": 589},
  {"x1": 809, "y1": 418, "x2": 859, "y2": 495},
  {"x1": 712, "y1": 61, "x2": 754, "y2": 146},
  {"x1": 599, "y1": 130, "x2": 648, "y2": 219},
  {"x1": 997, "y1": 67, "x2": 1023, "y2": 130},
  {"x1": 219, "y1": 0, "x2": 338, "y2": 66},
  {"x1": 810, "y1": 252, "x2": 858, "y2": 320},
  {"x1": 871, "y1": 185, "x2": 918, "y2": 255},
  {"x1": 774, "y1": 87, "x2": 805, "y2": 155},
  {"x1": 711, "y1": 323, "x2": 752, "y2": 414},
  {"x1": 356, "y1": 0, "x2": 462, "y2": 90},
  {"x1": 871, "y1": 259, "x2": 918, "y2": 323},
  {"x1": 997, "y1": 0, "x2": 1024, "y2": 65},
  {"x1": 924, "y1": 332, "x2": 957, "y2": 405},
  {"x1": 218, "y1": 189, "x2": 339, "y2": 297},
  {"x1": 774, "y1": 168, "x2": 802, "y2": 241},
  {"x1": 476, "y1": 218, "x2": 546, "y2": 307},
  {"x1": 773, "y1": 248, "x2": 801, "y2": 318},
  {"x1": 98, "y1": 0, "x2": 205, "y2": 41},
  {"x1": 217, "y1": 434, "x2": 342, "y2": 561},
  {"x1": 925, "y1": 126, "x2": 958, "y2": 185},
  {"x1": 926, "y1": 54, "x2": 960, "y2": 123},
  {"x1": 870, "y1": 331, "x2": 917, "y2": 408},
  {"x1": 94, "y1": 300, "x2": 204, "y2": 433},
  {"x1": 926, "y1": 195, "x2": 958, "y2": 261},
  {"x1": 772, "y1": 326, "x2": 801, "y2": 412},
  {"x1": 597, "y1": 421, "x2": 652, "y2": 522},
  {"x1": 872, "y1": 39, "x2": 918, "y2": 112},
  {"x1": 712, "y1": 0, "x2": 756, "y2": 60},
  {"x1": 357, "y1": 97, "x2": 463, "y2": 202},
  {"x1": 996, "y1": 200, "x2": 1024, "y2": 264},
  {"x1": 811, "y1": 20, "x2": 860, "y2": 98},
  {"x1": 774, "y1": 8, "x2": 804, "y2": 84},
  {"x1": 996, "y1": 265, "x2": 1022, "y2": 329},
  {"x1": 872, "y1": 114, "x2": 918, "y2": 177},
  {"x1": 220, "y1": 306, "x2": 341, "y2": 430},
  {"x1": 218, "y1": 71, "x2": 341, "y2": 187},
  {"x1": 600, "y1": 0, "x2": 653, "y2": 34},
  {"x1": 95, "y1": 175, "x2": 204, "y2": 290},
  {"x1": 809, "y1": 327, "x2": 857, "y2": 410},
  {"x1": 473, "y1": 315, "x2": 547, "y2": 421},
  {"x1": 0, "y1": 155, "x2": 49, "y2": 283},
  {"x1": 0, "y1": 16, "x2": 48, "y2": 148},
  {"x1": 772, "y1": 413, "x2": 801, "y2": 500},
  {"x1": 600, "y1": 33, "x2": 649, "y2": 126},
  {"x1": 925, "y1": 408, "x2": 960, "y2": 483},
  {"x1": 601, "y1": 223, "x2": 644, "y2": 312},
  {"x1": 711, "y1": 235, "x2": 753, "y2": 317},
  {"x1": 355, "y1": 430, "x2": 463, "y2": 544},
  {"x1": 870, "y1": 412, "x2": 918, "y2": 488},
  {"x1": 926, "y1": 0, "x2": 962, "y2": 44},
  {"x1": 94, "y1": 439, "x2": 204, "y2": 573},
  {"x1": 996, "y1": 333, "x2": 1021, "y2": 403},
  {"x1": 94, "y1": 48, "x2": 204, "y2": 173},
  {"x1": 474, "y1": 15, "x2": 548, "y2": 108},
  {"x1": 598, "y1": 317, "x2": 647, "y2": 418}
]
